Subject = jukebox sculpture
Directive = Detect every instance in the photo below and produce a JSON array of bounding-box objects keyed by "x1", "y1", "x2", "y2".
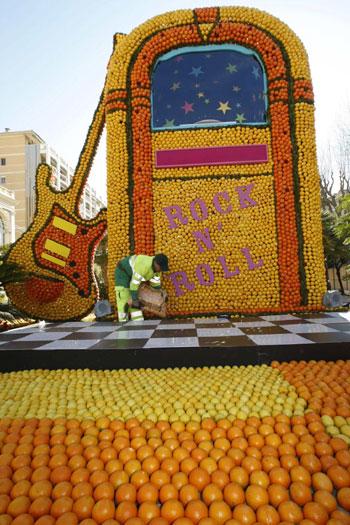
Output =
[{"x1": 4, "y1": 7, "x2": 326, "y2": 320}]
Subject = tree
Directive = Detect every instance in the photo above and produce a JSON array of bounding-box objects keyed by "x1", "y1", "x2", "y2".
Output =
[
  {"x1": 322, "y1": 210, "x2": 350, "y2": 294},
  {"x1": 334, "y1": 194, "x2": 350, "y2": 284},
  {"x1": 319, "y1": 103, "x2": 350, "y2": 292}
]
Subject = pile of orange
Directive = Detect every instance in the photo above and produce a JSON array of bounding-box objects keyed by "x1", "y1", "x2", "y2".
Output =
[
  {"x1": 1, "y1": 413, "x2": 350, "y2": 525},
  {"x1": 273, "y1": 360, "x2": 350, "y2": 418}
]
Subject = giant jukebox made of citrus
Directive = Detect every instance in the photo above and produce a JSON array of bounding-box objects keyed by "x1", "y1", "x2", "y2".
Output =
[{"x1": 5, "y1": 7, "x2": 326, "y2": 320}]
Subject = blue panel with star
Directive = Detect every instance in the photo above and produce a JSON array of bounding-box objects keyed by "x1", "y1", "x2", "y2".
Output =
[{"x1": 151, "y1": 45, "x2": 267, "y2": 130}]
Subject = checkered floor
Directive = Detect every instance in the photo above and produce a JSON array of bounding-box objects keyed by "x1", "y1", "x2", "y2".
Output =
[{"x1": 1, "y1": 311, "x2": 350, "y2": 350}]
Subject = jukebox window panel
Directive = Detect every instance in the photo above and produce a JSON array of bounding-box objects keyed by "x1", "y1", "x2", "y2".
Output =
[{"x1": 151, "y1": 45, "x2": 267, "y2": 130}]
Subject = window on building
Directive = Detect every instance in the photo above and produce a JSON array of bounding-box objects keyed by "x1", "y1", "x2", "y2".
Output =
[
  {"x1": 50, "y1": 157, "x2": 57, "y2": 168},
  {"x1": 151, "y1": 45, "x2": 267, "y2": 130},
  {"x1": 0, "y1": 217, "x2": 5, "y2": 245},
  {"x1": 1, "y1": 159, "x2": 6, "y2": 166},
  {"x1": 60, "y1": 167, "x2": 67, "y2": 176},
  {"x1": 1, "y1": 177, "x2": 5, "y2": 184}
]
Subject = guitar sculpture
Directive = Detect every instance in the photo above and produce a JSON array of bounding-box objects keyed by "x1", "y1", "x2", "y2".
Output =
[{"x1": 4, "y1": 91, "x2": 108, "y2": 321}]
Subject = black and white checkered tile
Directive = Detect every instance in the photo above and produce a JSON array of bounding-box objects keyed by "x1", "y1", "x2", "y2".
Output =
[{"x1": 1, "y1": 312, "x2": 350, "y2": 350}]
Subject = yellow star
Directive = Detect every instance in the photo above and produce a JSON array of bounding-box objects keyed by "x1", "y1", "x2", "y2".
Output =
[
  {"x1": 217, "y1": 101, "x2": 231, "y2": 115},
  {"x1": 197, "y1": 92, "x2": 205, "y2": 98}
]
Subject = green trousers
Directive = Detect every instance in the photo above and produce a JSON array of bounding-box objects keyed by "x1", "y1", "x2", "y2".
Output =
[{"x1": 115, "y1": 286, "x2": 144, "y2": 322}]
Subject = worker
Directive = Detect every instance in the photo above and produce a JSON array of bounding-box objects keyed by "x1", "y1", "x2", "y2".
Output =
[{"x1": 114, "y1": 253, "x2": 169, "y2": 322}]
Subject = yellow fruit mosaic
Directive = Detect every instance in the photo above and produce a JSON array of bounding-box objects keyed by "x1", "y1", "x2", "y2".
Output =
[{"x1": 0, "y1": 365, "x2": 304, "y2": 423}]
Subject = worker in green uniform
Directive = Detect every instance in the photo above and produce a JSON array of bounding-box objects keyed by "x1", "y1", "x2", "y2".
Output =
[{"x1": 114, "y1": 253, "x2": 169, "y2": 322}]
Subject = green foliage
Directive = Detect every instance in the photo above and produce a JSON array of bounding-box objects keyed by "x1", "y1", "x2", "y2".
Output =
[{"x1": 0, "y1": 249, "x2": 28, "y2": 287}]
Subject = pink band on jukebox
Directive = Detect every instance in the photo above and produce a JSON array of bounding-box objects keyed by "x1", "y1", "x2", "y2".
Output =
[{"x1": 155, "y1": 144, "x2": 268, "y2": 169}]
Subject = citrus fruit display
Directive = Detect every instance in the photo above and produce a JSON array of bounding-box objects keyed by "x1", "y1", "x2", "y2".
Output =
[{"x1": 0, "y1": 360, "x2": 350, "y2": 523}]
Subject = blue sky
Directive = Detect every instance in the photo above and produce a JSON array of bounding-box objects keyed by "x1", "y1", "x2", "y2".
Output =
[{"x1": 2, "y1": 0, "x2": 350, "y2": 200}]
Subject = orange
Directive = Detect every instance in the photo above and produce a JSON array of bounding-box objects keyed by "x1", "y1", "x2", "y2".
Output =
[
  {"x1": 51, "y1": 482, "x2": 72, "y2": 501},
  {"x1": 337, "y1": 487, "x2": 350, "y2": 511},
  {"x1": 70, "y1": 468, "x2": 89, "y2": 486},
  {"x1": 50, "y1": 466, "x2": 71, "y2": 485},
  {"x1": 71, "y1": 481, "x2": 93, "y2": 501},
  {"x1": 330, "y1": 509, "x2": 350, "y2": 523},
  {"x1": 232, "y1": 503, "x2": 256, "y2": 525},
  {"x1": 28, "y1": 496, "x2": 52, "y2": 518},
  {"x1": 115, "y1": 501, "x2": 138, "y2": 524},
  {"x1": 277, "y1": 500, "x2": 303, "y2": 523},
  {"x1": 149, "y1": 470, "x2": 170, "y2": 489},
  {"x1": 290, "y1": 465, "x2": 311, "y2": 486},
  {"x1": 7, "y1": 495, "x2": 31, "y2": 517},
  {"x1": 179, "y1": 484, "x2": 199, "y2": 506},
  {"x1": 89, "y1": 470, "x2": 109, "y2": 488},
  {"x1": 201, "y1": 483, "x2": 223, "y2": 505},
  {"x1": 302, "y1": 501, "x2": 329, "y2": 524},
  {"x1": 327, "y1": 465, "x2": 350, "y2": 489},
  {"x1": 0, "y1": 494, "x2": 10, "y2": 514},
  {"x1": 311, "y1": 472, "x2": 333, "y2": 492},
  {"x1": 269, "y1": 467, "x2": 290, "y2": 488},
  {"x1": 136, "y1": 482, "x2": 158, "y2": 504},
  {"x1": 115, "y1": 483, "x2": 137, "y2": 503},
  {"x1": 171, "y1": 472, "x2": 188, "y2": 490},
  {"x1": 184, "y1": 500, "x2": 208, "y2": 525},
  {"x1": 229, "y1": 466, "x2": 249, "y2": 488},
  {"x1": 250, "y1": 470, "x2": 270, "y2": 489},
  {"x1": 13, "y1": 466, "x2": 32, "y2": 484},
  {"x1": 289, "y1": 481, "x2": 312, "y2": 506},
  {"x1": 245, "y1": 484, "x2": 269, "y2": 511},
  {"x1": 138, "y1": 501, "x2": 161, "y2": 524},
  {"x1": 256, "y1": 504, "x2": 280, "y2": 525},
  {"x1": 208, "y1": 500, "x2": 231, "y2": 525},
  {"x1": 10, "y1": 480, "x2": 31, "y2": 498},
  {"x1": 161, "y1": 499, "x2": 185, "y2": 523},
  {"x1": 313, "y1": 489, "x2": 337, "y2": 514},
  {"x1": 159, "y1": 483, "x2": 178, "y2": 503},
  {"x1": 50, "y1": 496, "x2": 73, "y2": 518},
  {"x1": 267, "y1": 483, "x2": 289, "y2": 508},
  {"x1": 92, "y1": 498, "x2": 116, "y2": 524},
  {"x1": 211, "y1": 470, "x2": 230, "y2": 489},
  {"x1": 93, "y1": 482, "x2": 114, "y2": 501},
  {"x1": 188, "y1": 468, "x2": 210, "y2": 491}
]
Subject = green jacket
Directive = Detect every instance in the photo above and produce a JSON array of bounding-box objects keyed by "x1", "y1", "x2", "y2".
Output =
[{"x1": 115, "y1": 255, "x2": 161, "y2": 300}]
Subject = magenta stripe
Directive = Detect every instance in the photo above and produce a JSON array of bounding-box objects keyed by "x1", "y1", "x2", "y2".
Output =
[{"x1": 155, "y1": 144, "x2": 268, "y2": 168}]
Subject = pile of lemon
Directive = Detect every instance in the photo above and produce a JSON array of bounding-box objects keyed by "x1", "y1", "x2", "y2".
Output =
[{"x1": 0, "y1": 365, "x2": 305, "y2": 423}]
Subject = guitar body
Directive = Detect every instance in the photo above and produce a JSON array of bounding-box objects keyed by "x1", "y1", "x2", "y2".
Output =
[{"x1": 5, "y1": 164, "x2": 107, "y2": 321}]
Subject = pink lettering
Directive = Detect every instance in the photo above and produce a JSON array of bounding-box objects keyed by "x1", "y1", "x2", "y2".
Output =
[
  {"x1": 241, "y1": 246, "x2": 264, "y2": 270},
  {"x1": 162, "y1": 205, "x2": 188, "y2": 229},
  {"x1": 167, "y1": 271, "x2": 195, "y2": 296},
  {"x1": 235, "y1": 184, "x2": 258, "y2": 209},
  {"x1": 217, "y1": 255, "x2": 240, "y2": 277},
  {"x1": 213, "y1": 192, "x2": 232, "y2": 214},
  {"x1": 191, "y1": 228, "x2": 214, "y2": 253},
  {"x1": 195, "y1": 264, "x2": 215, "y2": 286},
  {"x1": 189, "y1": 199, "x2": 208, "y2": 221}
]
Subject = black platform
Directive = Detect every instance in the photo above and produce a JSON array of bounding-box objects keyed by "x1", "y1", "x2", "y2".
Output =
[{"x1": 1, "y1": 312, "x2": 350, "y2": 372}]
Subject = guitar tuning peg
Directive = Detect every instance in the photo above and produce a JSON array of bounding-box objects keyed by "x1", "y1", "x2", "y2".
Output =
[{"x1": 36, "y1": 163, "x2": 54, "y2": 192}]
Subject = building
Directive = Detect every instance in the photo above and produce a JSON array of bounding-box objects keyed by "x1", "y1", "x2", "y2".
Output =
[
  {"x1": 0, "y1": 129, "x2": 106, "y2": 241},
  {"x1": 0, "y1": 185, "x2": 16, "y2": 245}
]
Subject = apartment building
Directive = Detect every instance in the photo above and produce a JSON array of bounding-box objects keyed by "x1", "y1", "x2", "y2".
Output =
[
  {"x1": 0, "y1": 129, "x2": 106, "y2": 241},
  {"x1": 0, "y1": 185, "x2": 16, "y2": 245}
]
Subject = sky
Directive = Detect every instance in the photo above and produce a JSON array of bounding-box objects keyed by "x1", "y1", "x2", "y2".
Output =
[{"x1": 2, "y1": 0, "x2": 350, "y2": 201}]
